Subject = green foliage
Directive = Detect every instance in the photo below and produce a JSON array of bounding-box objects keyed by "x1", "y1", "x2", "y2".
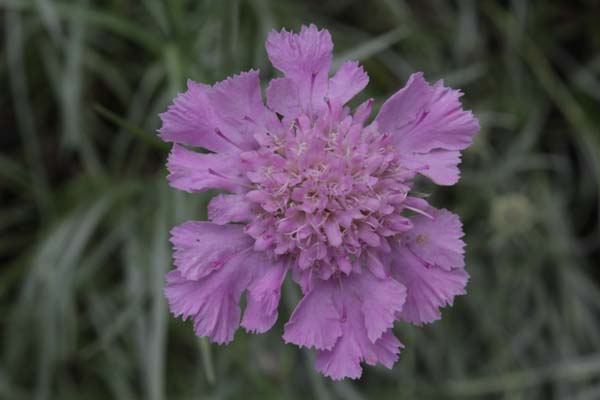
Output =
[{"x1": 1, "y1": 0, "x2": 599, "y2": 399}]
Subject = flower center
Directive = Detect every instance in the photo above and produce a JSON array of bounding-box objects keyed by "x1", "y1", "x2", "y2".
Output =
[{"x1": 242, "y1": 112, "x2": 413, "y2": 279}]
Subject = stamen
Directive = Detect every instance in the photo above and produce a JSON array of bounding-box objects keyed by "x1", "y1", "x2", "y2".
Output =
[{"x1": 404, "y1": 205, "x2": 434, "y2": 220}]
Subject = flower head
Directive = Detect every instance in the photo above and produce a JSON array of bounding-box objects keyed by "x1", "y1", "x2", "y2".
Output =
[{"x1": 159, "y1": 24, "x2": 479, "y2": 380}]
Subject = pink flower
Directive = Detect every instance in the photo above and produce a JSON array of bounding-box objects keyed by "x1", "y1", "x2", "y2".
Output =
[{"x1": 159, "y1": 24, "x2": 479, "y2": 380}]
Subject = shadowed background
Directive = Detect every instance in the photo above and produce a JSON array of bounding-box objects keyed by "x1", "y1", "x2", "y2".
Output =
[{"x1": 1, "y1": 0, "x2": 600, "y2": 399}]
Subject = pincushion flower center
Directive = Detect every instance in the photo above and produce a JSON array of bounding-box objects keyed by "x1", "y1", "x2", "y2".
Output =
[{"x1": 243, "y1": 120, "x2": 411, "y2": 278}]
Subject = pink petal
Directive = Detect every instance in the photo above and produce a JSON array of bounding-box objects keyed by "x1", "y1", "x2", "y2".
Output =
[
  {"x1": 266, "y1": 24, "x2": 333, "y2": 115},
  {"x1": 375, "y1": 72, "x2": 479, "y2": 153},
  {"x1": 366, "y1": 250, "x2": 388, "y2": 279},
  {"x1": 328, "y1": 60, "x2": 369, "y2": 105},
  {"x1": 170, "y1": 221, "x2": 253, "y2": 281},
  {"x1": 313, "y1": 273, "x2": 405, "y2": 380},
  {"x1": 372, "y1": 330, "x2": 404, "y2": 368},
  {"x1": 353, "y1": 98, "x2": 373, "y2": 126},
  {"x1": 375, "y1": 73, "x2": 479, "y2": 185},
  {"x1": 164, "y1": 249, "x2": 262, "y2": 344},
  {"x1": 392, "y1": 248, "x2": 469, "y2": 325},
  {"x1": 286, "y1": 272, "x2": 405, "y2": 379},
  {"x1": 158, "y1": 80, "x2": 237, "y2": 153},
  {"x1": 352, "y1": 270, "x2": 406, "y2": 343},
  {"x1": 315, "y1": 328, "x2": 363, "y2": 380},
  {"x1": 316, "y1": 328, "x2": 402, "y2": 380},
  {"x1": 208, "y1": 194, "x2": 253, "y2": 225},
  {"x1": 206, "y1": 70, "x2": 270, "y2": 150},
  {"x1": 266, "y1": 24, "x2": 333, "y2": 81},
  {"x1": 405, "y1": 207, "x2": 465, "y2": 270},
  {"x1": 282, "y1": 279, "x2": 343, "y2": 351},
  {"x1": 166, "y1": 145, "x2": 247, "y2": 193},
  {"x1": 159, "y1": 72, "x2": 272, "y2": 152},
  {"x1": 241, "y1": 262, "x2": 287, "y2": 333},
  {"x1": 400, "y1": 149, "x2": 462, "y2": 186},
  {"x1": 266, "y1": 77, "x2": 302, "y2": 118}
]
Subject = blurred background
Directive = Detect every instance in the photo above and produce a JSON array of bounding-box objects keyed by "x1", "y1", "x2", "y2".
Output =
[{"x1": 2, "y1": 0, "x2": 600, "y2": 399}]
